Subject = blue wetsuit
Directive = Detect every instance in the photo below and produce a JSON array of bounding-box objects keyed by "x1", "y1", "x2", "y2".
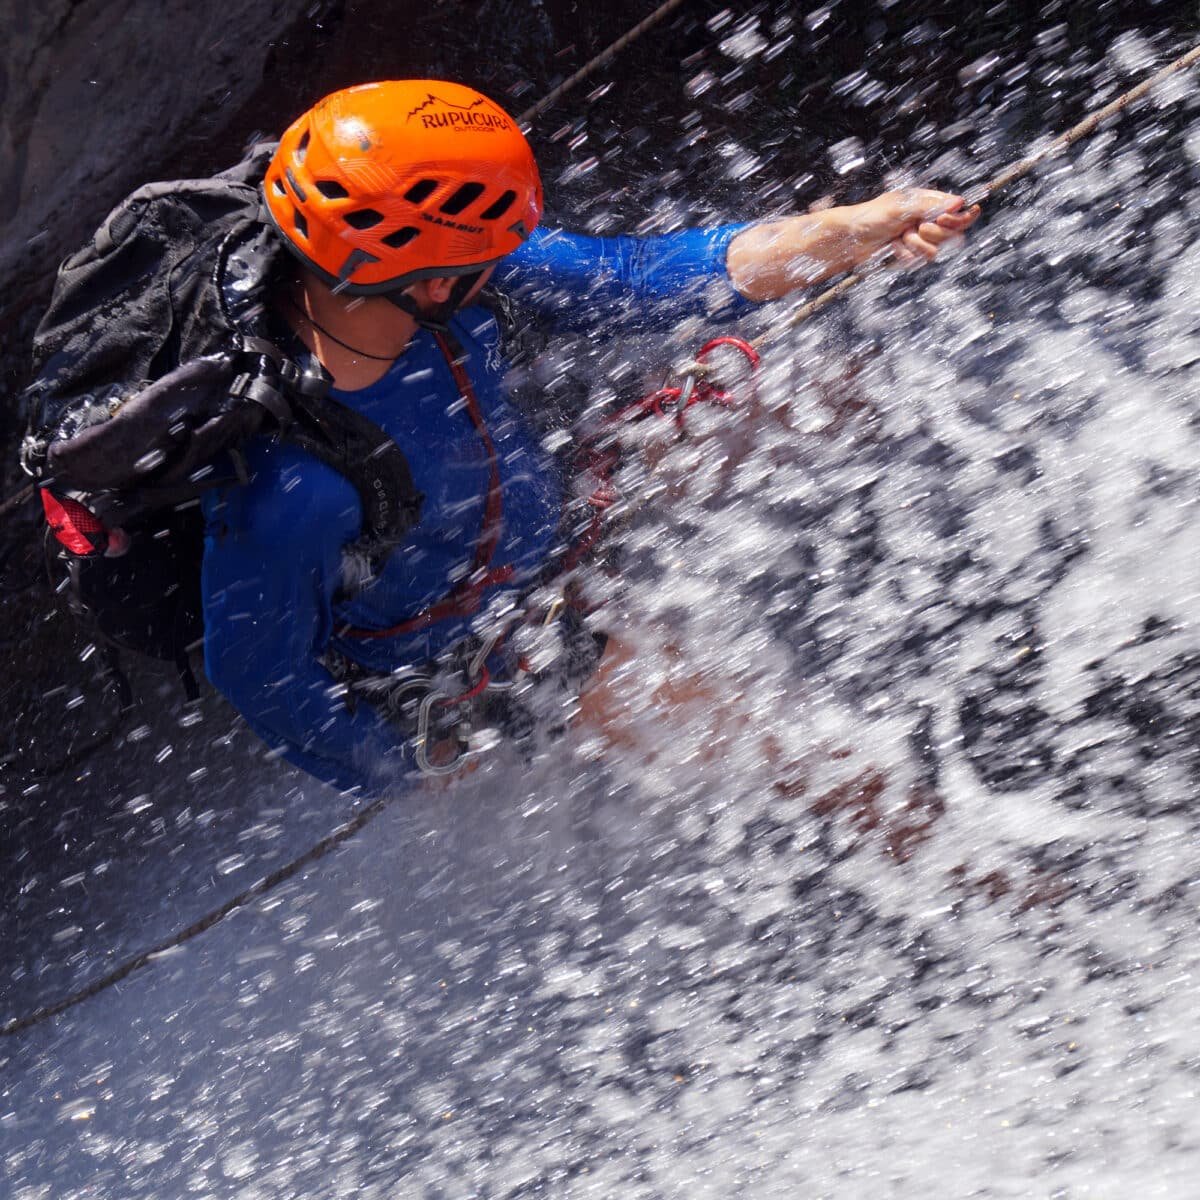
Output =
[{"x1": 202, "y1": 225, "x2": 749, "y2": 792}]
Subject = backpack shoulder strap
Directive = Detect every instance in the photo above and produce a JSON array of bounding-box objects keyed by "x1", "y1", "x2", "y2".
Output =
[
  {"x1": 283, "y1": 387, "x2": 424, "y2": 561},
  {"x1": 25, "y1": 150, "x2": 424, "y2": 570}
]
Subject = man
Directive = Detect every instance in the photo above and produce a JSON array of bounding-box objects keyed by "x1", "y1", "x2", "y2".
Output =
[{"x1": 184, "y1": 79, "x2": 978, "y2": 792}]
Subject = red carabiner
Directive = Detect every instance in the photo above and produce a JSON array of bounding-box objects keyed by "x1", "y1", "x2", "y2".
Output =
[
  {"x1": 618, "y1": 334, "x2": 761, "y2": 425},
  {"x1": 691, "y1": 336, "x2": 761, "y2": 408},
  {"x1": 696, "y1": 335, "x2": 761, "y2": 368}
]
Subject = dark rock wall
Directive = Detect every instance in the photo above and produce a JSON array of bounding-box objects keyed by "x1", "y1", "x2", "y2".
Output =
[{"x1": 1, "y1": 0, "x2": 317, "y2": 327}]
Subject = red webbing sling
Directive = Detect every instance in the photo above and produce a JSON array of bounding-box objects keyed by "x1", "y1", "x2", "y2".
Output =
[{"x1": 342, "y1": 331, "x2": 513, "y2": 641}]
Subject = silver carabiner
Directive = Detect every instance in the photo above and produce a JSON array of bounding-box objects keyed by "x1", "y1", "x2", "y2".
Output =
[
  {"x1": 380, "y1": 672, "x2": 434, "y2": 722},
  {"x1": 676, "y1": 372, "x2": 697, "y2": 410},
  {"x1": 466, "y1": 625, "x2": 524, "y2": 692},
  {"x1": 412, "y1": 625, "x2": 528, "y2": 775},
  {"x1": 467, "y1": 630, "x2": 502, "y2": 684},
  {"x1": 414, "y1": 689, "x2": 474, "y2": 777}
]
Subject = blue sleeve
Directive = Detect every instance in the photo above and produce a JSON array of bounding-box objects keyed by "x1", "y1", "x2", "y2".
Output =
[
  {"x1": 201, "y1": 443, "x2": 413, "y2": 794},
  {"x1": 493, "y1": 224, "x2": 756, "y2": 332}
]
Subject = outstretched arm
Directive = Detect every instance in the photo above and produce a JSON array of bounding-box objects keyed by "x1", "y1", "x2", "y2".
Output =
[
  {"x1": 496, "y1": 189, "x2": 978, "y2": 327},
  {"x1": 726, "y1": 188, "x2": 981, "y2": 301},
  {"x1": 495, "y1": 224, "x2": 752, "y2": 330}
]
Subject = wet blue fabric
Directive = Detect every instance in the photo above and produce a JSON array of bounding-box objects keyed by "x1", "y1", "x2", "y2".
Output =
[
  {"x1": 496, "y1": 223, "x2": 753, "y2": 329},
  {"x1": 202, "y1": 223, "x2": 750, "y2": 792}
]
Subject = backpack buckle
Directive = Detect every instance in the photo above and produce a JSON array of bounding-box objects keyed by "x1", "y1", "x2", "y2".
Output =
[
  {"x1": 19, "y1": 434, "x2": 49, "y2": 479},
  {"x1": 289, "y1": 357, "x2": 333, "y2": 400},
  {"x1": 228, "y1": 371, "x2": 293, "y2": 429},
  {"x1": 277, "y1": 358, "x2": 300, "y2": 388}
]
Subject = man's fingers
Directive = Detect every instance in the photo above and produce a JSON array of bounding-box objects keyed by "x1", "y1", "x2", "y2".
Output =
[
  {"x1": 936, "y1": 204, "x2": 981, "y2": 230},
  {"x1": 902, "y1": 230, "x2": 938, "y2": 261},
  {"x1": 877, "y1": 190, "x2": 978, "y2": 270},
  {"x1": 891, "y1": 229, "x2": 962, "y2": 267},
  {"x1": 935, "y1": 191, "x2": 965, "y2": 217},
  {"x1": 888, "y1": 238, "x2": 923, "y2": 268},
  {"x1": 917, "y1": 220, "x2": 956, "y2": 244},
  {"x1": 895, "y1": 188, "x2": 964, "y2": 223}
]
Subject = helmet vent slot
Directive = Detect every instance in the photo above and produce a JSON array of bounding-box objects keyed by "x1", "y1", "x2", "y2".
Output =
[
  {"x1": 292, "y1": 207, "x2": 309, "y2": 238},
  {"x1": 344, "y1": 208, "x2": 384, "y2": 230},
  {"x1": 296, "y1": 130, "x2": 310, "y2": 164},
  {"x1": 272, "y1": 177, "x2": 287, "y2": 197},
  {"x1": 479, "y1": 190, "x2": 516, "y2": 221},
  {"x1": 284, "y1": 168, "x2": 307, "y2": 203},
  {"x1": 315, "y1": 179, "x2": 350, "y2": 200},
  {"x1": 381, "y1": 226, "x2": 420, "y2": 249},
  {"x1": 440, "y1": 182, "x2": 486, "y2": 216},
  {"x1": 404, "y1": 179, "x2": 439, "y2": 205}
]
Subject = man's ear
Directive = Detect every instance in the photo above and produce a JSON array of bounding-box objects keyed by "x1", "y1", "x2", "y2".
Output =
[{"x1": 420, "y1": 276, "x2": 456, "y2": 304}]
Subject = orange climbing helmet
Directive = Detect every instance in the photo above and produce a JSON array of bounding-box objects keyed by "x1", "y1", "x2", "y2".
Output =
[{"x1": 263, "y1": 80, "x2": 543, "y2": 294}]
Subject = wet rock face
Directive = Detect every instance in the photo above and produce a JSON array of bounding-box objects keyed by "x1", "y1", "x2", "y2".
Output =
[{"x1": 0, "y1": 0, "x2": 312, "y2": 320}]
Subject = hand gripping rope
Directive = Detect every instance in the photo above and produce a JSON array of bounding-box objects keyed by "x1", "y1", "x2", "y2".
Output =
[{"x1": 703, "y1": 37, "x2": 1200, "y2": 359}]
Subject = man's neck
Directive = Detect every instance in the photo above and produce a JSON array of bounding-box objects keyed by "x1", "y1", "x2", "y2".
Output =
[
  {"x1": 275, "y1": 271, "x2": 425, "y2": 392},
  {"x1": 296, "y1": 272, "x2": 420, "y2": 360}
]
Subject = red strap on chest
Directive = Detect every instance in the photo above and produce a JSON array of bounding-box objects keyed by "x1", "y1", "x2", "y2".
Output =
[{"x1": 342, "y1": 331, "x2": 512, "y2": 642}]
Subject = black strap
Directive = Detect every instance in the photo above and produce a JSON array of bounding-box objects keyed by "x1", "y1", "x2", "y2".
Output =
[
  {"x1": 228, "y1": 370, "x2": 293, "y2": 426},
  {"x1": 284, "y1": 391, "x2": 424, "y2": 561},
  {"x1": 385, "y1": 271, "x2": 484, "y2": 333}
]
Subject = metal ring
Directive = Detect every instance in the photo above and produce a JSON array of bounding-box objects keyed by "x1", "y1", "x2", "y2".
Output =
[{"x1": 381, "y1": 673, "x2": 434, "y2": 721}]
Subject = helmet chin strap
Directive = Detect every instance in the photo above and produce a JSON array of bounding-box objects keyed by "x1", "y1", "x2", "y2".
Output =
[{"x1": 386, "y1": 271, "x2": 484, "y2": 334}]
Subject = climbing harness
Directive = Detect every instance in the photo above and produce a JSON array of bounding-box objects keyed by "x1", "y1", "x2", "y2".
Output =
[{"x1": 328, "y1": 315, "x2": 638, "y2": 779}]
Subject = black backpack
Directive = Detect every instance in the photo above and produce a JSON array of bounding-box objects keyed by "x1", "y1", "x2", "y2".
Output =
[{"x1": 19, "y1": 146, "x2": 422, "y2": 692}]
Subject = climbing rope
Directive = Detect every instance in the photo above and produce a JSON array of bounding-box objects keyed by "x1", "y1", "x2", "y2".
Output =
[
  {"x1": 517, "y1": 0, "x2": 689, "y2": 126},
  {"x1": 1, "y1": 790, "x2": 393, "y2": 1037}
]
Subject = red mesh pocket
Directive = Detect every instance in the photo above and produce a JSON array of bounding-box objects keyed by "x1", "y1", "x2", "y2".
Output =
[{"x1": 41, "y1": 490, "x2": 108, "y2": 556}]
